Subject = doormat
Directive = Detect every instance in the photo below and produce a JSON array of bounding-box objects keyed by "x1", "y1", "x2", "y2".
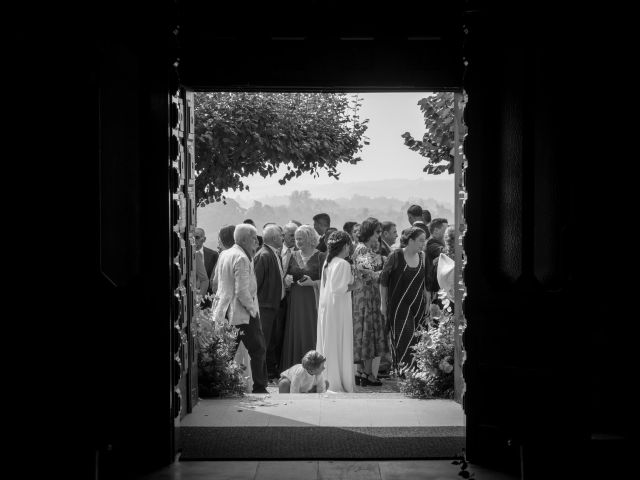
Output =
[{"x1": 179, "y1": 426, "x2": 465, "y2": 460}]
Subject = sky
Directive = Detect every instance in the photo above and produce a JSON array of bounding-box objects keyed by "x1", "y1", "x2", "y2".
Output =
[{"x1": 230, "y1": 92, "x2": 454, "y2": 202}]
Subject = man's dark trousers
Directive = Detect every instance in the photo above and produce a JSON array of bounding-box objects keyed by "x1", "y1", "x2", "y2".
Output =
[
  {"x1": 274, "y1": 296, "x2": 288, "y2": 375},
  {"x1": 260, "y1": 305, "x2": 282, "y2": 379},
  {"x1": 235, "y1": 316, "x2": 268, "y2": 392},
  {"x1": 264, "y1": 296, "x2": 287, "y2": 378}
]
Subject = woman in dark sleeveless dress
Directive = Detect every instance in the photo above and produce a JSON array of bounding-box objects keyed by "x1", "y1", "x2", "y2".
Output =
[
  {"x1": 379, "y1": 227, "x2": 428, "y2": 373},
  {"x1": 280, "y1": 224, "x2": 326, "y2": 371}
]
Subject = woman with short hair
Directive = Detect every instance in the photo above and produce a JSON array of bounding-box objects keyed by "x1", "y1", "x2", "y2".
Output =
[
  {"x1": 280, "y1": 224, "x2": 327, "y2": 371},
  {"x1": 351, "y1": 218, "x2": 388, "y2": 386}
]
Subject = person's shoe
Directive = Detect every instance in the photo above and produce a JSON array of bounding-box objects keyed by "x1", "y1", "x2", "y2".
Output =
[
  {"x1": 354, "y1": 371, "x2": 366, "y2": 386},
  {"x1": 366, "y1": 374, "x2": 382, "y2": 386},
  {"x1": 252, "y1": 387, "x2": 269, "y2": 394}
]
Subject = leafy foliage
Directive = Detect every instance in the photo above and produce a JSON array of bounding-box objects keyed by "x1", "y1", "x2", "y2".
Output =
[
  {"x1": 195, "y1": 92, "x2": 369, "y2": 203},
  {"x1": 399, "y1": 293, "x2": 456, "y2": 399},
  {"x1": 401, "y1": 92, "x2": 463, "y2": 175},
  {"x1": 193, "y1": 299, "x2": 246, "y2": 397}
]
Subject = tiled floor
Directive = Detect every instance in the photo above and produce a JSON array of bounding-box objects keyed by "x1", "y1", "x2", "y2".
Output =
[
  {"x1": 140, "y1": 460, "x2": 520, "y2": 479},
  {"x1": 180, "y1": 393, "x2": 465, "y2": 428}
]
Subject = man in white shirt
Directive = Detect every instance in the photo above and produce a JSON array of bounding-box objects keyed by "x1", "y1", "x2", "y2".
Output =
[{"x1": 212, "y1": 223, "x2": 268, "y2": 393}]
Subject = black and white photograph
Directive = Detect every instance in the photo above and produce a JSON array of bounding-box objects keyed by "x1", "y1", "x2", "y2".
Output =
[{"x1": 18, "y1": 1, "x2": 630, "y2": 479}]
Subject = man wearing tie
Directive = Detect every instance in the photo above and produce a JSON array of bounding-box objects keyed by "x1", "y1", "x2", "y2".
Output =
[
  {"x1": 195, "y1": 227, "x2": 219, "y2": 306},
  {"x1": 193, "y1": 228, "x2": 209, "y2": 296},
  {"x1": 254, "y1": 225, "x2": 286, "y2": 381},
  {"x1": 268, "y1": 222, "x2": 297, "y2": 379},
  {"x1": 281, "y1": 222, "x2": 297, "y2": 273}
]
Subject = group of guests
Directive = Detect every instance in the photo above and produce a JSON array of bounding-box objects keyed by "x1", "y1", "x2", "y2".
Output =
[{"x1": 200, "y1": 205, "x2": 456, "y2": 394}]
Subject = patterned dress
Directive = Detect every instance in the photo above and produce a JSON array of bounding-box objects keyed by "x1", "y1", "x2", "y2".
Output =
[
  {"x1": 280, "y1": 250, "x2": 326, "y2": 371},
  {"x1": 351, "y1": 243, "x2": 389, "y2": 363},
  {"x1": 379, "y1": 248, "x2": 428, "y2": 371}
]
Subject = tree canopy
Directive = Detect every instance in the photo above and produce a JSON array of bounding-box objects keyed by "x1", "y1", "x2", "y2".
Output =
[
  {"x1": 194, "y1": 92, "x2": 369, "y2": 204},
  {"x1": 401, "y1": 92, "x2": 462, "y2": 175}
]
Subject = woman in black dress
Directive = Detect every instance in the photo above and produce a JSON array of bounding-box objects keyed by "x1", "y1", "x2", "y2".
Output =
[{"x1": 379, "y1": 227, "x2": 428, "y2": 373}]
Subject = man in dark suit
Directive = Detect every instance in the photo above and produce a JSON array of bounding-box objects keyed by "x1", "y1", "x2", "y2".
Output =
[
  {"x1": 253, "y1": 224, "x2": 285, "y2": 380},
  {"x1": 424, "y1": 218, "x2": 449, "y2": 296},
  {"x1": 274, "y1": 222, "x2": 298, "y2": 377},
  {"x1": 379, "y1": 221, "x2": 398, "y2": 257},
  {"x1": 195, "y1": 228, "x2": 219, "y2": 307},
  {"x1": 407, "y1": 204, "x2": 430, "y2": 239},
  {"x1": 195, "y1": 228, "x2": 219, "y2": 284},
  {"x1": 312, "y1": 213, "x2": 331, "y2": 252},
  {"x1": 244, "y1": 219, "x2": 263, "y2": 247},
  {"x1": 422, "y1": 209, "x2": 432, "y2": 229}
]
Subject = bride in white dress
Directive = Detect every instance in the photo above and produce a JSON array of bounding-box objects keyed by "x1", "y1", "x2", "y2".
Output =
[{"x1": 316, "y1": 231, "x2": 358, "y2": 393}]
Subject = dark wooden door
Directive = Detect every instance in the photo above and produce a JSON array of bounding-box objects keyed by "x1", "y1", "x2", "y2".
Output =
[
  {"x1": 184, "y1": 90, "x2": 200, "y2": 413},
  {"x1": 453, "y1": 92, "x2": 467, "y2": 404},
  {"x1": 170, "y1": 85, "x2": 197, "y2": 439}
]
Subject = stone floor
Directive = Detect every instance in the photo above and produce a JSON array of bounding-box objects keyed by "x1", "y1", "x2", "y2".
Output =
[
  {"x1": 180, "y1": 392, "x2": 464, "y2": 428},
  {"x1": 140, "y1": 460, "x2": 519, "y2": 479},
  {"x1": 167, "y1": 379, "x2": 476, "y2": 479}
]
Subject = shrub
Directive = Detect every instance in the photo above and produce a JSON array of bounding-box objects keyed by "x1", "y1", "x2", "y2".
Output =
[
  {"x1": 399, "y1": 293, "x2": 456, "y2": 399},
  {"x1": 193, "y1": 297, "x2": 246, "y2": 398}
]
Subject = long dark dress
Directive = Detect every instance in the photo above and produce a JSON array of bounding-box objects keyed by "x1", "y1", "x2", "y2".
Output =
[
  {"x1": 280, "y1": 250, "x2": 326, "y2": 371},
  {"x1": 379, "y1": 248, "x2": 427, "y2": 371}
]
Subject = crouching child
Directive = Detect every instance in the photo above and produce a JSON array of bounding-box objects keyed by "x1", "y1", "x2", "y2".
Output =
[{"x1": 278, "y1": 350, "x2": 329, "y2": 393}]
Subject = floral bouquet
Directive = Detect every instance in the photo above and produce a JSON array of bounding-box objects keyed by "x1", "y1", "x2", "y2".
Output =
[
  {"x1": 354, "y1": 248, "x2": 385, "y2": 284},
  {"x1": 193, "y1": 296, "x2": 246, "y2": 398},
  {"x1": 399, "y1": 301, "x2": 456, "y2": 399}
]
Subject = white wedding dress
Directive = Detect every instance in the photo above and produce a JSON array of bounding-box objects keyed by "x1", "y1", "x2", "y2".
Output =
[{"x1": 316, "y1": 257, "x2": 354, "y2": 393}]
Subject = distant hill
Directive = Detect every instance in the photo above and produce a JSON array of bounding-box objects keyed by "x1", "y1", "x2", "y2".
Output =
[
  {"x1": 197, "y1": 187, "x2": 455, "y2": 251},
  {"x1": 231, "y1": 177, "x2": 454, "y2": 208}
]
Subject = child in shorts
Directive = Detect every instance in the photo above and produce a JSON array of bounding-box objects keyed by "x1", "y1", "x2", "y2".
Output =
[{"x1": 278, "y1": 350, "x2": 329, "y2": 393}]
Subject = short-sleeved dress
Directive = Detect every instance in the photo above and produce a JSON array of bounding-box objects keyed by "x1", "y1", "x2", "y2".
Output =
[
  {"x1": 379, "y1": 248, "x2": 428, "y2": 371},
  {"x1": 351, "y1": 243, "x2": 389, "y2": 363},
  {"x1": 280, "y1": 249, "x2": 326, "y2": 371}
]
